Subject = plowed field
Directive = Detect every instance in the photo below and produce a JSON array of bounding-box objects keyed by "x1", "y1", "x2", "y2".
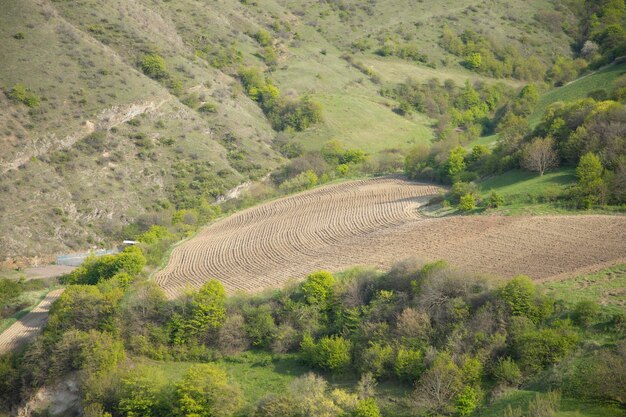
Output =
[{"x1": 154, "y1": 178, "x2": 626, "y2": 298}]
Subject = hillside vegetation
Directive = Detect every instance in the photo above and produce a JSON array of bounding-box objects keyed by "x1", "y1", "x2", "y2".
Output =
[
  {"x1": 0, "y1": 0, "x2": 602, "y2": 260},
  {"x1": 1, "y1": 252, "x2": 624, "y2": 417}
]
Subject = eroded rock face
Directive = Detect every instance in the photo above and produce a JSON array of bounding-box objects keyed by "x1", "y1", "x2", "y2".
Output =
[{"x1": 18, "y1": 376, "x2": 81, "y2": 417}]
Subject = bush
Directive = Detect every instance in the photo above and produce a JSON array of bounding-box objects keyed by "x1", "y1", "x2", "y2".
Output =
[
  {"x1": 0, "y1": 279, "x2": 22, "y2": 308},
  {"x1": 7, "y1": 83, "x2": 40, "y2": 107},
  {"x1": 486, "y1": 190, "x2": 504, "y2": 208},
  {"x1": 455, "y1": 385, "x2": 482, "y2": 417},
  {"x1": 514, "y1": 325, "x2": 579, "y2": 372},
  {"x1": 458, "y1": 193, "x2": 476, "y2": 211},
  {"x1": 394, "y1": 348, "x2": 424, "y2": 382},
  {"x1": 140, "y1": 54, "x2": 168, "y2": 80},
  {"x1": 354, "y1": 398, "x2": 381, "y2": 417},
  {"x1": 572, "y1": 300, "x2": 599, "y2": 327},
  {"x1": 500, "y1": 276, "x2": 552, "y2": 324},
  {"x1": 359, "y1": 342, "x2": 394, "y2": 379},
  {"x1": 252, "y1": 394, "x2": 300, "y2": 417},
  {"x1": 492, "y1": 357, "x2": 522, "y2": 386},
  {"x1": 307, "y1": 335, "x2": 352, "y2": 372},
  {"x1": 176, "y1": 364, "x2": 243, "y2": 417}
]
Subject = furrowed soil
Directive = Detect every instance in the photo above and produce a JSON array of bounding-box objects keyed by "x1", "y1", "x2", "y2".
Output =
[{"x1": 155, "y1": 178, "x2": 626, "y2": 298}]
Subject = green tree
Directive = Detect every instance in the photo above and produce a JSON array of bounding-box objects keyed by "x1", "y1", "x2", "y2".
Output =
[
  {"x1": 354, "y1": 398, "x2": 381, "y2": 417},
  {"x1": 455, "y1": 386, "x2": 482, "y2": 417},
  {"x1": 176, "y1": 364, "x2": 242, "y2": 417},
  {"x1": 118, "y1": 366, "x2": 168, "y2": 417},
  {"x1": 445, "y1": 146, "x2": 467, "y2": 181},
  {"x1": 575, "y1": 152, "x2": 605, "y2": 207},
  {"x1": 500, "y1": 276, "x2": 551, "y2": 324},
  {"x1": 188, "y1": 280, "x2": 227, "y2": 338},
  {"x1": 244, "y1": 304, "x2": 277, "y2": 348},
  {"x1": 394, "y1": 348, "x2": 424, "y2": 382},
  {"x1": 302, "y1": 270, "x2": 335, "y2": 305},
  {"x1": 359, "y1": 342, "x2": 394, "y2": 379},
  {"x1": 312, "y1": 335, "x2": 352, "y2": 372}
]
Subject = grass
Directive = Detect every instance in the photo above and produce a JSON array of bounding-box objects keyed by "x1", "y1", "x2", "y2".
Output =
[
  {"x1": 530, "y1": 61, "x2": 626, "y2": 126},
  {"x1": 477, "y1": 168, "x2": 577, "y2": 214},
  {"x1": 480, "y1": 389, "x2": 626, "y2": 417},
  {"x1": 294, "y1": 92, "x2": 433, "y2": 153},
  {"x1": 541, "y1": 264, "x2": 626, "y2": 315},
  {"x1": 0, "y1": 287, "x2": 55, "y2": 333},
  {"x1": 140, "y1": 351, "x2": 412, "y2": 416}
]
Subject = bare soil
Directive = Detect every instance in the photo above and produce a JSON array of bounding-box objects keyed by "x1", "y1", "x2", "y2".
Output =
[{"x1": 154, "y1": 178, "x2": 626, "y2": 298}]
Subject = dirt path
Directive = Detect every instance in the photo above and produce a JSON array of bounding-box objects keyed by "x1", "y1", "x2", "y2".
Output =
[
  {"x1": 0, "y1": 289, "x2": 64, "y2": 355},
  {"x1": 154, "y1": 178, "x2": 626, "y2": 298}
]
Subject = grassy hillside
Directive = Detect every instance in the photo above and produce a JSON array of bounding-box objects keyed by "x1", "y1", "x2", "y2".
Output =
[
  {"x1": 530, "y1": 61, "x2": 626, "y2": 125},
  {"x1": 0, "y1": 0, "x2": 579, "y2": 260}
]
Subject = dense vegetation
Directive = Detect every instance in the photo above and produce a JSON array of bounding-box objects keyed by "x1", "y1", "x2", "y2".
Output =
[{"x1": 1, "y1": 250, "x2": 624, "y2": 417}]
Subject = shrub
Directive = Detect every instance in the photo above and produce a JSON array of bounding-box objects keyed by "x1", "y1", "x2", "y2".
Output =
[
  {"x1": 244, "y1": 305, "x2": 277, "y2": 348},
  {"x1": 118, "y1": 366, "x2": 169, "y2": 417},
  {"x1": 514, "y1": 325, "x2": 579, "y2": 372},
  {"x1": 394, "y1": 348, "x2": 424, "y2": 382},
  {"x1": 252, "y1": 394, "x2": 300, "y2": 417},
  {"x1": 354, "y1": 398, "x2": 381, "y2": 417},
  {"x1": 311, "y1": 335, "x2": 352, "y2": 372},
  {"x1": 359, "y1": 342, "x2": 394, "y2": 379},
  {"x1": 458, "y1": 193, "x2": 476, "y2": 211},
  {"x1": 486, "y1": 190, "x2": 504, "y2": 208},
  {"x1": 572, "y1": 300, "x2": 599, "y2": 327},
  {"x1": 455, "y1": 385, "x2": 482, "y2": 417},
  {"x1": 492, "y1": 357, "x2": 522, "y2": 386},
  {"x1": 7, "y1": 83, "x2": 40, "y2": 107},
  {"x1": 175, "y1": 364, "x2": 243, "y2": 417},
  {"x1": 140, "y1": 54, "x2": 168, "y2": 80},
  {"x1": 0, "y1": 279, "x2": 22, "y2": 308},
  {"x1": 500, "y1": 276, "x2": 552, "y2": 324}
]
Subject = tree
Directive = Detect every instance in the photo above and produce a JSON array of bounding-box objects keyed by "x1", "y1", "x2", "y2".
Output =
[
  {"x1": 309, "y1": 335, "x2": 352, "y2": 372},
  {"x1": 411, "y1": 353, "x2": 463, "y2": 414},
  {"x1": 354, "y1": 398, "x2": 381, "y2": 417},
  {"x1": 464, "y1": 52, "x2": 482, "y2": 70},
  {"x1": 118, "y1": 366, "x2": 168, "y2": 417},
  {"x1": 176, "y1": 364, "x2": 242, "y2": 417},
  {"x1": 302, "y1": 271, "x2": 335, "y2": 305},
  {"x1": 575, "y1": 152, "x2": 605, "y2": 207},
  {"x1": 359, "y1": 342, "x2": 394, "y2": 378},
  {"x1": 455, "y1": 385, "x2": 482, "y2": 417},
  {"x1": 500, "y1": 275, "x2": 550, "y2": 324},
  {"x1": 187, "y1": 280, "x2": 227, "y2": 339},
  {"x1": 445, "y1": 146, "x2": 467, "y2": 181},
  {"x1": 521, "y1": 136, "x2": 559, "y2": 176}
]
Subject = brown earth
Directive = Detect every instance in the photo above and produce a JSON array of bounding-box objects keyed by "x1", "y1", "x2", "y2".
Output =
[
  {"x1": 154, "y1": 178, "x2": 626, "y2": 298},
  {"x1": 0, "y1": 289, "x2": 64, "y2": 355}
]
